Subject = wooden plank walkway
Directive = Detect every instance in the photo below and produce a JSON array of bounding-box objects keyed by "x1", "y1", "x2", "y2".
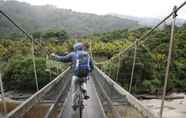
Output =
[{"x1": 59, "y1": 77, "x2": 106, "y2": 118}]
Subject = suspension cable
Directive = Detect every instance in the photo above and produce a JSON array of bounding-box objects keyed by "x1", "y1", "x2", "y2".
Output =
[
  {"x1": 0, "y1": 10, "x2": 39, "y2": 92},
  {"x1": 160, "y1": 6, "x2": 177, "y2": 118},
  {"x1": 89, "y1": 40, "x2": 93, "y2": 59},
  {"x1": 96, "y1": 1, "x2": 186, "y2": 65},
  {"x1": 101, "y1": 63, "x2": 106, "y2": 73},
  {"x1": 0, "y1": 11, "x2": 32, "y2": 40},
  {"x1": 109, "y1": 63, "x2": 112, "y2": 77},
  {"x1": 129, "y1": 39, "x2": 138, "y2": 93},
  {"x1": 46, "y1": 55, "x2": 52, "y2": 80}
]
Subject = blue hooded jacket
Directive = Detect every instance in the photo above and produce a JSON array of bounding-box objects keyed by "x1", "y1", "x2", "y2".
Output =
[{"x1": 54, "y1": 43, "x2": 94, "y2": 72}]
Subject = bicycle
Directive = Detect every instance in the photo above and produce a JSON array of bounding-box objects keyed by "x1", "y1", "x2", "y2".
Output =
[{"x1": 73, "y1": 78, "x2": 87, "y2": 118}]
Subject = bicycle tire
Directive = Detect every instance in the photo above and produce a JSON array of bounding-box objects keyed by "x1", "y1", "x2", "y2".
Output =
[
  {"x1": 76, "y1": 81, "x2": 84, "y2": 118},
  {"x1": 79, "y1": 105, "x2": 82, "y2": 118},
  {"x1": 79, "y1": 92, "x2": 83, "y2": 118}
]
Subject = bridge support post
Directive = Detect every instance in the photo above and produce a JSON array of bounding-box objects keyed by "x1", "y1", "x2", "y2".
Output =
[
  {"x1": 31, "y1": 37, "x2": 39, "y2": 92},
  {"x1": 0, "y1": 73, "x2": 7, "y2": 115},
  {"x1": 115, "y1": 54, "x2": 121, "y2": 82},
  {"x1": 129, "y1": 39, "x2": 138, "y2": 93},
  {"x1": 160, "y1": 6, "x2": 177, "y2": 118}
]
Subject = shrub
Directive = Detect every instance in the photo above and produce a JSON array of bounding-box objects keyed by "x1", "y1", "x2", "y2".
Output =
[
  {"x1": 3, "y1": 56, "x2": 56, "y2": 91},
  {"x1": 142, "y1": 79, "x2": 161, "y2": 94}
]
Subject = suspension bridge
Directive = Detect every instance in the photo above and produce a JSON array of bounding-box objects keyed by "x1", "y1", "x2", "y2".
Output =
[{"x1": 0, "y1": 1, "x2": 186, "y2": 118}]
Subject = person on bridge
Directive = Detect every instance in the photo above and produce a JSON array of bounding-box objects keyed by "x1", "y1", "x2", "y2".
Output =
[{"x1": 51, "y1": 42, "x2": 94, "y2": 110}]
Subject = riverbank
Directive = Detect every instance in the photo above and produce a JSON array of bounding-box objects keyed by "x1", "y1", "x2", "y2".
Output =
[
  {"x1": 141, "y1": 93, "x2": 186, "y2": 118},
  {"x1": 1, "y1": 91, "x2": 186, "y2": 118}
]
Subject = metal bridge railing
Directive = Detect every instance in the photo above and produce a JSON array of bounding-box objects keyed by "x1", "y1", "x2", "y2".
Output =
[
  {"x1": 6, "y1": 67, "x2": 70, "y2": 118},
  {"x1": 95, "y1": 66, "x2": 158, "y2": 118}
]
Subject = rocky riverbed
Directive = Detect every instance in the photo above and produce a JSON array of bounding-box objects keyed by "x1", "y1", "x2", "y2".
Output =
[{"x1": 141, "y1": 93, "x2": 186, "y2": 118}]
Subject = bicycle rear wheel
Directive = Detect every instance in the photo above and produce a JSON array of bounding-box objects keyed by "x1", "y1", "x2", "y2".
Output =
[
  {"x1": 79, "y1": 91, "x2": 84, "y2": 118},
  {"x1": 79, "y1": 105, "x2": 83, "y2": 118}
]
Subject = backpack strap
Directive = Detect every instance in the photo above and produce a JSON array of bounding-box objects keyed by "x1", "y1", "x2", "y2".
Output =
[
  {"x1": 75, "y1": 51, "x2": 79, "y2": 70},
  {"x1": 87, "y1": 55, "x2": 91, "y2": 71}
]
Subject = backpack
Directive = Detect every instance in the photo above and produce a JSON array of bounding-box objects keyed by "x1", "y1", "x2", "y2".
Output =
[{"x1": 74, "y1": 51, "x2": 91, "y2": 77}]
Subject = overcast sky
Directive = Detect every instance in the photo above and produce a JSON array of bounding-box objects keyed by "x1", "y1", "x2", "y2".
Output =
[{"x1": 16, "y1": 0, "x2": 186, "y2": 19}]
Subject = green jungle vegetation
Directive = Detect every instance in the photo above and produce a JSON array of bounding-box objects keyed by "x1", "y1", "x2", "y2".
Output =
[{"x1": 0, "y1": 23, "x2": 186, "y2": 95}]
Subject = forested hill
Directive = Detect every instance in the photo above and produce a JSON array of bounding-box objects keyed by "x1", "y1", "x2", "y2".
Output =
[
  {"x1": 0, "y1": 0, "x2": 139, "y2": 36},
  {"x1": 110, "y1": 13, "x2": 186, "y2": 27}
]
